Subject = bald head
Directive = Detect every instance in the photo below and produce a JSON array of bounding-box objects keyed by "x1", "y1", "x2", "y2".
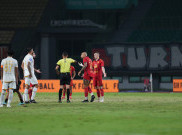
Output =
[{"x1": 81, "y1": 52, "x2": 87, "y2": 59}]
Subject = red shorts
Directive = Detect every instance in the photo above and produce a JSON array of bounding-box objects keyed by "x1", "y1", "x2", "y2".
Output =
[
  {"x1": 93, "y1": 75, "x2": 103, "y2": 87},
  {"x1": 83, "y1": 72, "x2": 93, "y2": 81}
]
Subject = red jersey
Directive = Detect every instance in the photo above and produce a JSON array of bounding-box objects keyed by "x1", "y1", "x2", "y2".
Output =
[
  {"x1": 70, "y1": 66, "x2": 75, "y2": 77},
  {"x1": 83, "y1": 56, "x2": 93, "y2": 74},
  {"x1": 92, "y1": 59, "x2": 104, "y2": 77},
  {"x1": 144, "y1": 79, "x2": 150, "y2": 85}
]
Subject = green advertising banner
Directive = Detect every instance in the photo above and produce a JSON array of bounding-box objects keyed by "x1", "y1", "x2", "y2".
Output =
[{"x1": 65, "y1": 0, "x2": 138, "y2": 9}]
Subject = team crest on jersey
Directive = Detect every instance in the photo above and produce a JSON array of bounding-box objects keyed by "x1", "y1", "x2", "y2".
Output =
[{"x1": 29, "y1": 58, "x2": 33, "y2": 61}]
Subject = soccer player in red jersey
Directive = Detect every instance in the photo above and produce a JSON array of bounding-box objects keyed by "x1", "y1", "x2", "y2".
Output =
[
  {"x1": 92, "y1": 52, "x2": 107, "y2": 102},
  {"x1": 78, "y1": 52, "x2": 95, "y2": 102},
  {"x1": 62, "y1": 66, "x2": 76, "y2": 99}
]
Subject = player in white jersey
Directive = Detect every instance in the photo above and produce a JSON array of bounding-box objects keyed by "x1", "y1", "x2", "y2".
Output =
[
  {"x1": 21, "y1": 48, "x2": 38, "y2": 104},
  {"x1": 0, "y1": 50, "x2": 18, "y2": 107}
]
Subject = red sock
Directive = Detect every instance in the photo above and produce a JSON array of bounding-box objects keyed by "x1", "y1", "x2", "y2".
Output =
[
  {"x1": 85, "y1": 87, "x2": 88, "y2": 97},
  {"x1": 100, "y1": 89, "x2": 104, "y2": 97},
  {"x1": 28, "y1": 89, "x2": 32, "y2": 100},
  {"x1": 97, "y1": 89, "x2": 100, "y2": 97},
  {"x1": 63, "y1": 89, "x2": 66, "y2": 97},
  {"x1": 88, "y1": 87, "x2": 92, "y2": 93}
]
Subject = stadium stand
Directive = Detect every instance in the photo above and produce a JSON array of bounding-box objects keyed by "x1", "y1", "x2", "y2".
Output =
[
  {"x1": 0, "y1": 31, "x2": 15, "y2": 44},
  {"x1": 128, "y1": 0, "x2": 182, "y2": 42},
  {"x1": 0, "y1": 0, "x2": 48, "y2": 28}
]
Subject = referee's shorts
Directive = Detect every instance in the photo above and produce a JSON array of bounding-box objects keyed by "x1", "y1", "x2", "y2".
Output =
[{"x1": 60, "y1": 72, "x2": 71, "y2": 85}]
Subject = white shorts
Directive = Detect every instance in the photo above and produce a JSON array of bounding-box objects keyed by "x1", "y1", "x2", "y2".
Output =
[
  {"x1": 25, "y1": 75, "x2": 38, "y2": 85},
  {"x1": 2, "y1": 81, "x2": 16, "y2": 90}
]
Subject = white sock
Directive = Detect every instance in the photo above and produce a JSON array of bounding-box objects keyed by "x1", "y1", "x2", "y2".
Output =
[
  {"x1": 0, "y1": 90, "x2": 6, "y2": 105},
  {"x1": 24, "y1": 89, "x2": 29, "y2": 102},
  {"x1": 85, "y1": 97, "x2": 88, "y2": 100},
  {"x1": 7, "y1": 89, "x2": 13, "y2": 106},
  {"x1": 90, "y1": 92, "x2": 94, "y2": 96},
  {"x1": 31, "y1": 87, "x2": 37, "y2": 100}
]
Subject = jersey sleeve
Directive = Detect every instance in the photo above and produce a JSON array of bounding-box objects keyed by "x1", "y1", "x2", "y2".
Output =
[
  {"x1": 15, "y1": 60, "x2": 18, "y2": 67},
  {"x1": 28, "y1": 56, "x2": 33, "y2": 63},
  {"x1": 57, "y1": 60, "x2": 61, "y2": 66},
  {"x1": 69, "y1": 58, "x2": 76, "y2": 63},
  {"x1": 101, "y1": 60, "x2": 104, "y2": 67},
  {"x1": 83, "y1": 58, "x2": 87, "y2": 64}
]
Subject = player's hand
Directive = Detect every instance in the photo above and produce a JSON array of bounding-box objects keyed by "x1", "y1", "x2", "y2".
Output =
[
  {"x1": 36, "y1": 69, "x2": 42, "y2": 74},
  {"x1": 78, "y1": 62, "x2": 83, "y2": 67},
  {"x1": 78, "y1": 71, "x2": 81, "y2": 76},
  {"x1": 104, "y1": 73, "x2": 107, "y2": 78}
]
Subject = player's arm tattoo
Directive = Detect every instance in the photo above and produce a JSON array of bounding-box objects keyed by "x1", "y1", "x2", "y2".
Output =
[
  {"x1": 79, "y1": 62, "x2": 87, "y2": 73},
  {"x1": 55, "y1": 65, "x2": 60, "y2": 75}
]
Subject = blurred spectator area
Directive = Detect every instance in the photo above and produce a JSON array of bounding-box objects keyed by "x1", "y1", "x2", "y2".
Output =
[
  {"x1": 128, "y1": 0, "x2": 182, "y2": 42},
  {"x1": 0, "y1": 0, "x2": 48, "y2": 28},
  {"x1": 0, "y1": 31, "x2": 15, "y2": 44}
]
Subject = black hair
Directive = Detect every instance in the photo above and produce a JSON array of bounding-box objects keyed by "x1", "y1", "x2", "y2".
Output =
[
  {"x1": 7, "y1": 49, "x2": 14, "y2": 56},
  {"x1": 27, "y1": 48, "x2": 33, "y2": 53},
  {"x1": 62, "y1": 51, "x2": 68, "y2": 57}
]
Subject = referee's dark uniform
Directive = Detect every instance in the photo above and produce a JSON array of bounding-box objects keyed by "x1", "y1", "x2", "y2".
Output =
[{"x1": 57, "y1": 58, "x2": 75, "y2": 102}]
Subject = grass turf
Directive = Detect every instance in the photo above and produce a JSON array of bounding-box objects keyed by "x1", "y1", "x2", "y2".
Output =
[{"x1": 0, "y1": 92, "x2": 182, "y2": 135}]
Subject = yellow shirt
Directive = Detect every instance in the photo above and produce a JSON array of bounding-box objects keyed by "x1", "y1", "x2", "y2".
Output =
[{"x1": 57, "y1": 58, "x2": 75, "y2": 73}]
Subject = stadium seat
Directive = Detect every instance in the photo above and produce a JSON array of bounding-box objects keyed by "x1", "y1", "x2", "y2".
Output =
[
  {"x1": 128, "y1": 0, "x2": 182, "y2": 42},
  {"x1": 0, "y1": 0, "x2": 48, "y2": 28},
  {"x1": 0, "y1": 31, "x2": 15, "y2": 44}
]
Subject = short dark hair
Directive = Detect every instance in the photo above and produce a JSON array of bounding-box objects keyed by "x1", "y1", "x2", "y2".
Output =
[
  {"x1": 7, "y1": 49, "x2": 14, "y2": 56},
  {"x1": 27, "y1": 48, "x2": 33, "y2": 53},
  {"x1": 62, "y1": 51, "x2": 68, "y2": 57}
]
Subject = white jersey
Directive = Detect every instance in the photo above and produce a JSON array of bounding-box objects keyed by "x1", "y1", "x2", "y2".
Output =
[
  {"x1": 23, "y1": 54, "x2": 34, "y2": 77},
  {"x1": 1, "y1": 57, "x2": 18, "y2": 82}
]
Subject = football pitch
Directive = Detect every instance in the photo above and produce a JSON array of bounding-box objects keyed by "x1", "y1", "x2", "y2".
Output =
[{"x1": 0, "y1": 92, "x2": 182, "y2": 135}]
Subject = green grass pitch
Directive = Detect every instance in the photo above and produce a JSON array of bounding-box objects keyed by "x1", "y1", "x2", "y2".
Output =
[{"x1": 0, "y1": 92, "x2": 182, "y2": 135}]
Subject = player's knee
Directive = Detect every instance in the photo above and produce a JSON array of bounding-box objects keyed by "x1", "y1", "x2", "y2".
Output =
[
  {"x1": 2, "y1": 90, "x2": 6, "y2": 95},
  {"x1": 24, "y1": 89, "x2": 28, "y2": 94},
  {"x1": 33, "y1": 88, "x2": 37, "y2": 92},
  {"x1": 34, "y1": 84, "x2": 38, "y2": 88},
  {"x1": 25, "y1": 85, "x2": 29, "y2": 89},
  {"x1": 8, "y1": 89, "x2": 13, "y2": 95}
]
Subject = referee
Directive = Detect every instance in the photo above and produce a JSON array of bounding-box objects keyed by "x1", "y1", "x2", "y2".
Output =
[{"x1": 55, "y1": 51, "x2": 76, "y2": 103}]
